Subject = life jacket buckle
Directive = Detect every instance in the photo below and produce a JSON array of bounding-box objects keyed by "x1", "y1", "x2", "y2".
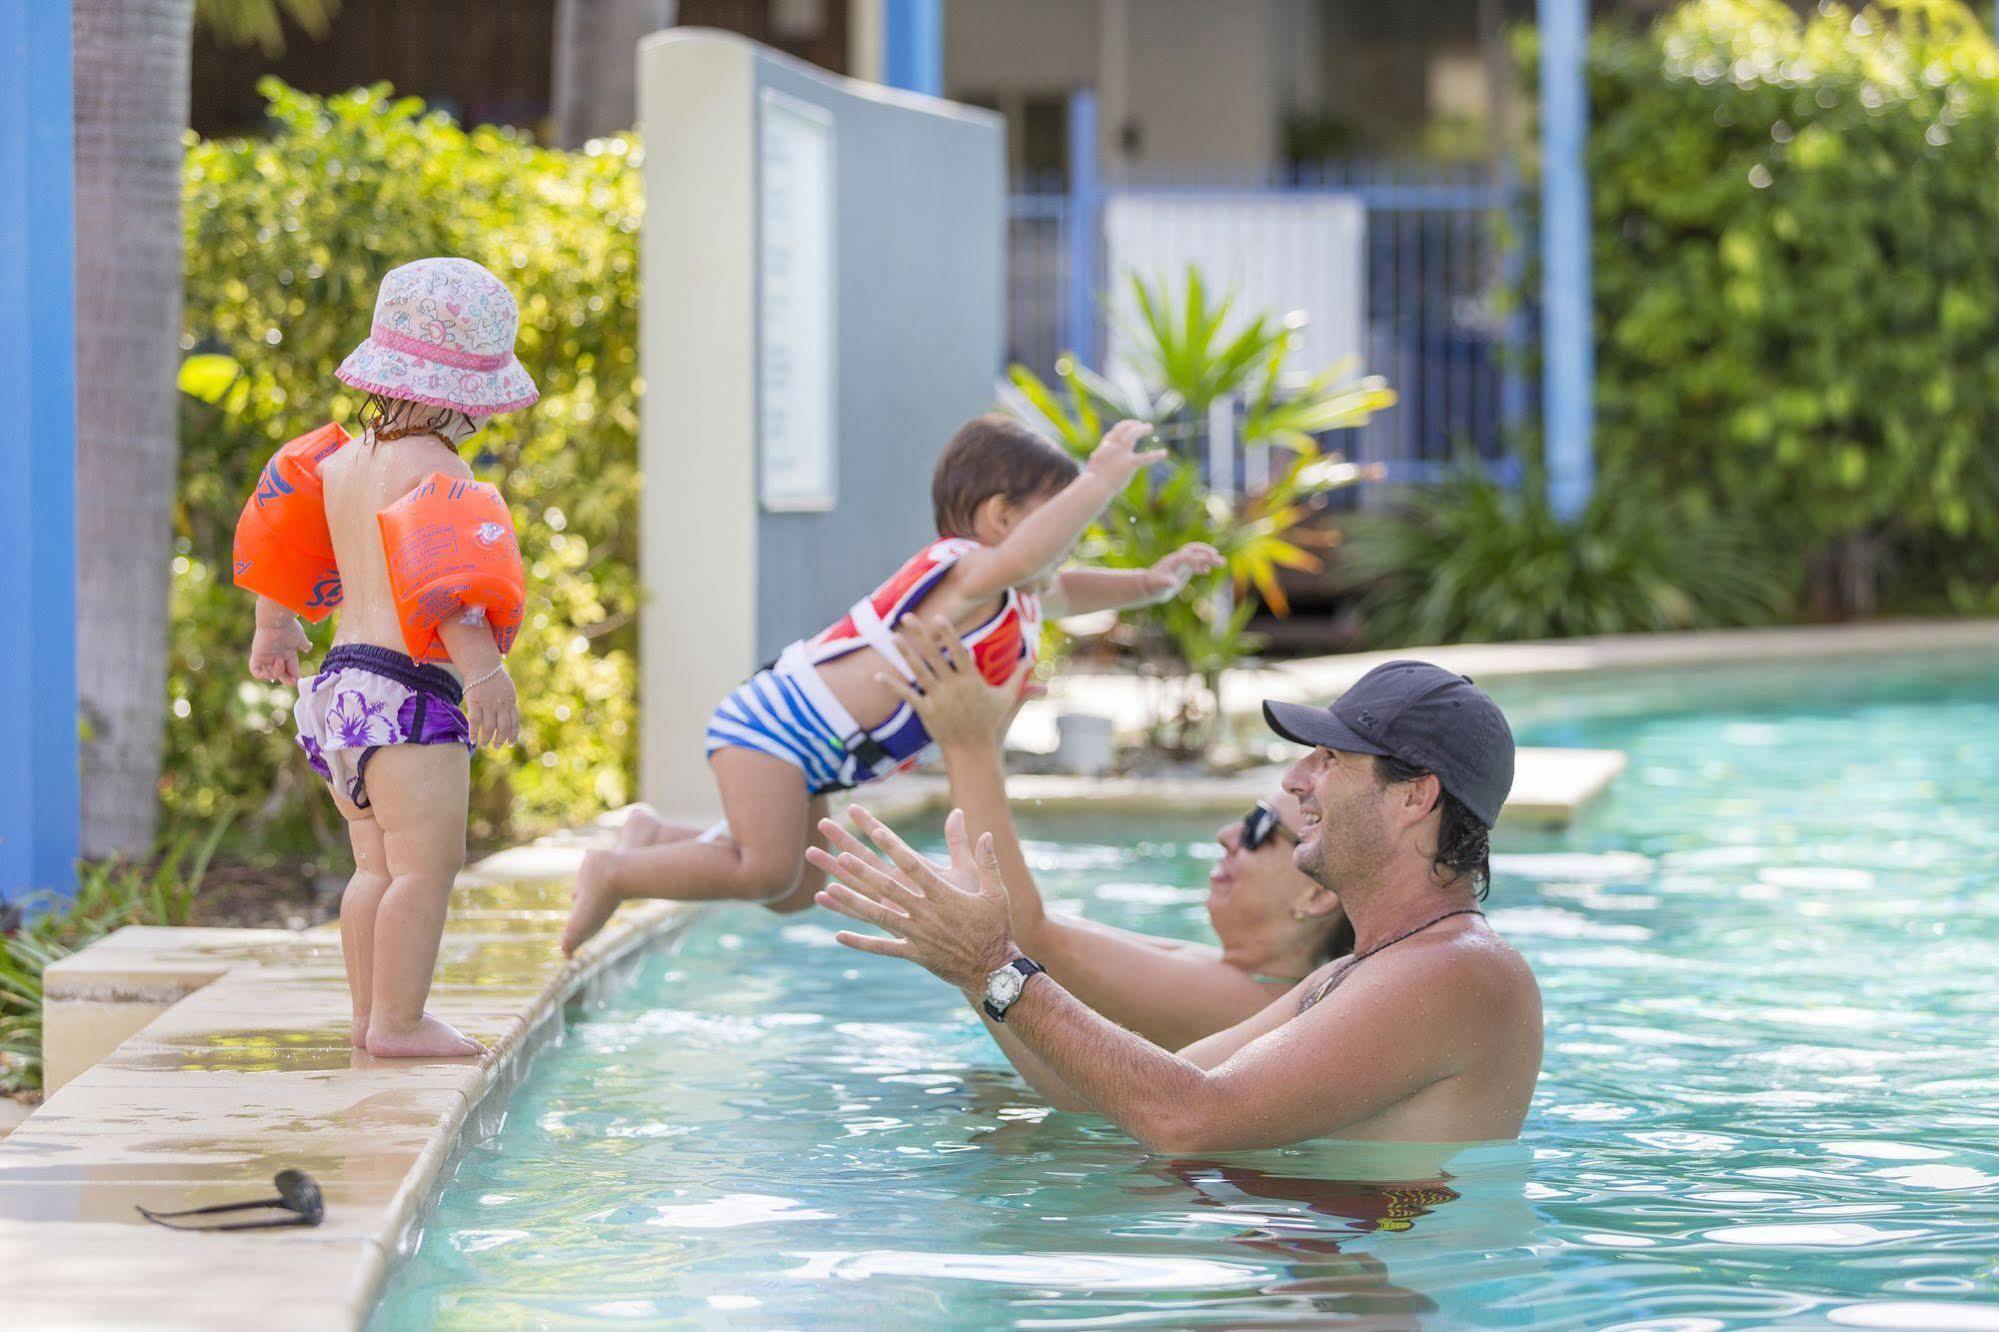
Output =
[{"x1": 845, "y1": 730, "x2": 892, "y2": 773}]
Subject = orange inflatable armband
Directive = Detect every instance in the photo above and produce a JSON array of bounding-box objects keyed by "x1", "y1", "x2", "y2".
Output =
[
  {"x1": 231, "y1": 423, "x2": 352, "y2": 620},
  {"x1": 377, "y1": 473, "x2": 525, "y2": 663}
]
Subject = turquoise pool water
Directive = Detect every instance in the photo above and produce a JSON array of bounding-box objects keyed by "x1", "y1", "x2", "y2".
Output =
[{"x1": 375, "y1": 650, "x2": 1999, "y2": 1329}]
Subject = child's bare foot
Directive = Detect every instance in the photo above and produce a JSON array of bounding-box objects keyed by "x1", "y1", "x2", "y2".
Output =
[
  {"x1": 561, "y1": 850, "x2": 623, "y2": 956},
  {"x1": 615, "y1": 805, "x2": 693, "y2": 851},
  {"x1": 351, "y1": 1013, "x2": 370, "y2": 1049},
  {"x1": 365, "y1": 1013, "x2": 485, "y2": 1059}
]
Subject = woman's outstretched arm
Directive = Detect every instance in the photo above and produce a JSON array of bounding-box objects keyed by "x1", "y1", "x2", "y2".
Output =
[{"x1": 883, "y1": 617, "x2": 1279, "y2": 1048}]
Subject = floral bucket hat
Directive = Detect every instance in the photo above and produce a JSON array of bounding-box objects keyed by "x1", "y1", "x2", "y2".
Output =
[{"x1": 336, "y1": 257, "x2": 538, "y2": 416}]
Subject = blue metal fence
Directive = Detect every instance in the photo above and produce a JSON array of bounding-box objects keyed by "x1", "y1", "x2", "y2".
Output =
[{"x1": 1006, "y1": 160, "x2": 1527, "y2": 492}]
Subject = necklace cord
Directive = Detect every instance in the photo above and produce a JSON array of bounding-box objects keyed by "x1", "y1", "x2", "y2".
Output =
[{"x1": 1303, "y1": 907, "x2": 1485, "y2": 1009}]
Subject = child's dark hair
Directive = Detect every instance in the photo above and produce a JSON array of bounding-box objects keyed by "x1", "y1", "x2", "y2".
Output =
[
  {"x1": 360, "y1": 392, "x2": 476, "y2": 444},
  {"x1": 931, "y1": 414, "x2": 1081, "y2": 539}
]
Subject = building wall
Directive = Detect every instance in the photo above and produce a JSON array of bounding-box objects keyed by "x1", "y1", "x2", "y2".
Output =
[
  {"x1": 751, "y1": 57, "x2": 1006, "y2": 663},
  {"x1": 944, "y1": 0, "x2": 1528, "y2": 177},
  {"x1": 638, "y1": 31, "x2": 1003, "y2": 816},
  {"x1": 944, "y1": 0, "x2": 1098, "y2": 91}
]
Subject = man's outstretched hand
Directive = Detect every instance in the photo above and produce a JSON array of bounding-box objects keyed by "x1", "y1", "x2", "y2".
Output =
[{"x1": 807, "y1": 805, "x2": 1018, "y2": 993}]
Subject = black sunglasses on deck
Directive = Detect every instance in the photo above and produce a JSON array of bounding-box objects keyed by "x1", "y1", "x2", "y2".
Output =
[
  {"x1": 1241, "y1": 801, "x2": 1299, "y2": 852},
  {"x1": 136, "y1": 1169, "x2": 325, "y2": 1231}
]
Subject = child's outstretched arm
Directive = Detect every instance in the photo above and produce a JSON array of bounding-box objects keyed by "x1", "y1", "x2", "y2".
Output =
[
  {"x1": 248, "y1": 597, "x2": 313, "y2": 686},
  {"x1": 948, "y1": 420, "x2": 1165, "y2": 604},
  {"x1": 1042, "y1": 543, "x2": 1226, "y2": 618}
]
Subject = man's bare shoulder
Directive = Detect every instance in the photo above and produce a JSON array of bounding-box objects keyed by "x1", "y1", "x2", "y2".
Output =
[{"x1": 1298, "y1": 924, "x2": 1540, "y2": 1030}]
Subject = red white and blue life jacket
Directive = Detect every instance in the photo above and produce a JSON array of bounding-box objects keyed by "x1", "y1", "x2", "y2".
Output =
[
  {"x1": 802, "y1": 538, "x2": 1042, "y2": 685},
  {"x1": 762, "y1": 538, "x2": 1042, "y2": 788}
]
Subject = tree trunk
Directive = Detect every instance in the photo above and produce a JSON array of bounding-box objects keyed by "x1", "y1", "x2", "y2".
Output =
[
  {"x1": 72, "y1": 0, "x2": 193, "y2": 858},
  {"x1": 551, "y1": 0, "x2": 678, "y2": 148}
]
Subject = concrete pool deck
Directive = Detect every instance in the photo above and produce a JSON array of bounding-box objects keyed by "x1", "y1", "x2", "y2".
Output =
[{"x1": 2, "y1": 620, "x2": 1979, "y2": 1327}]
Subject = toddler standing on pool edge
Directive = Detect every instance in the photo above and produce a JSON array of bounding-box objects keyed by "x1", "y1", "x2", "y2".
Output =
[
  {"x1": 236, "y1": 257, "x2": 535, "y2": 1059},
  {"x1": 560, "y1": 414, "x2": 1223, "y2": 955}
]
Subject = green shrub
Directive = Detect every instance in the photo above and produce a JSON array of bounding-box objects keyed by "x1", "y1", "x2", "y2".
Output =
[
  {"x1": 174, "y1": 81, "x2": 639, "y2": 850},
  {"x1": 1581, "y1": 0, "x2": 1999, "y2": 612},
  {"x1": 1, "y1": 825, "x2": 225, "y2": 1093},
  {"x1": 1338, "y1": 467, "x2": 1789, "y2": 646}
]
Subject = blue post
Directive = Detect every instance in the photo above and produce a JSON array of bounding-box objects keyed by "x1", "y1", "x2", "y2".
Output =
[
  {"x1": 882, "y1": 0, "x2": 943, "y2": 97},
  {"x1": 1064, "y1": 88, "x2": 1101, "y2": 366},
  {"x1": 1538, "y1": 0, "x2": 1594, "y2": 520},
  {"x1": 0, "y1": 0, "x2": 80, "y2": 914}
]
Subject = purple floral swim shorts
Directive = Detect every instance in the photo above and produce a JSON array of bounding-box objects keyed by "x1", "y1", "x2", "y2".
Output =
[{"x1": 294, "y1": 644, "x2": 472, "y2": 809}]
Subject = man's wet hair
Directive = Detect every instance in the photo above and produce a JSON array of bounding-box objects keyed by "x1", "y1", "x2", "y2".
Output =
[{"x1": 1373, "y1": 755, "x2": 1492, "y2": 899}]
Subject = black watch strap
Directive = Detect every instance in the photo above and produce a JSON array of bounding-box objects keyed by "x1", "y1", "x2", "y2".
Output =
[{"x1": 982, "y1": 956, "x2": 1046, "y2": 1021}]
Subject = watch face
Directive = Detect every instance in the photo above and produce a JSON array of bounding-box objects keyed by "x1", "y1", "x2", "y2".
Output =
[{"x1": 987, "y1": 966, "x2": 1025, "y2": 1009}]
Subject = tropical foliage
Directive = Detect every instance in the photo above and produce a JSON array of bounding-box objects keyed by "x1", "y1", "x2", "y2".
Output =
[
  {"x1": 1006, "y1": 270, "x2": 1394, "y2": 751},
  {"x1": 175, "y1": 81, "x2": 640, "y2": 851},
  {"x1": 1580, "y1": 0, "x2": 1999, "y2": 614},
  {"x1": 1337, "y1": 467, "x2": 1789, "y2": 647}
]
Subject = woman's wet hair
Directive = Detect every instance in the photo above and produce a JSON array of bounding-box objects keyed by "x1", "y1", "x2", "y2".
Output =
[
  {"x1": 361, "y1": 392, "x2": 476, "y2": 444},
  {"x1": 932, "y1": 414, "x2": 1082, "y2": 539},
  {"x1": 1373, "y1": 755, "x2": 1493, "y2": 899}
]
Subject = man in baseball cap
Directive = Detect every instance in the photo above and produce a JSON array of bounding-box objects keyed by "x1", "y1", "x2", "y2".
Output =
[
  {"x1": 808, "y1": 657, "x2": 1544, "y2": 1150},
  {"x1": 1264, "y1": 658, "x2": 1517, "y2": 881}
]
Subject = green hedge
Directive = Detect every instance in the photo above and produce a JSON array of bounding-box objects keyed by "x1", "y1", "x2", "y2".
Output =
[
  {"x1": 173, "y1": 81, "x2": 640, "y2": 849},
  {"x1": 1586, "y1": 0, "x2": 1999, "y2": 609}
]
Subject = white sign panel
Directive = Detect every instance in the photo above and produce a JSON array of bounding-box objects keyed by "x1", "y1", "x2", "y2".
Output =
[
  {"x1": 1104, "y1": 192, "x2": 1367, "y2": 382},
  {"x1": 758, "y1": 88, "x2": 836, "y2": 511}
]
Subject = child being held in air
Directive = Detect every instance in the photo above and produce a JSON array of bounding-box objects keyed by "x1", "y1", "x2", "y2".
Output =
[
  {"x1": 561, "y1": 414, "x2": 1222, "y2": 954},
  {"x1": 236, "y1": 257, "x2": 536, "y2": 1058}
]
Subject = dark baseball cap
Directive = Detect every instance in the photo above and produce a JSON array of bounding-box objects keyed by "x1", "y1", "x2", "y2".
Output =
[{"x1": 1262, "y1": 660, "x2": 1516, "y2": 828}]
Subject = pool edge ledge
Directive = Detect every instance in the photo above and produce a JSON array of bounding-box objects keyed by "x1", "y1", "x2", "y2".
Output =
[{"x1": 2, "y1": 836, "x2": 702, "y2": 1332}]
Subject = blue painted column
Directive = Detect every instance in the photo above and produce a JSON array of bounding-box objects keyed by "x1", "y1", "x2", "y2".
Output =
[
  {"x1": 1538, "y1": 0, "x2": 1594, "y2": 520},
  {"x1": 883, "y1": 0, "x2": 943, "y2": 97},
  {"x1": 1063, "y1": 88, "x2": 1101, "y2": 365},
  {"x1": 0, "y1": 0, "x2": 79, "y2": 913}
]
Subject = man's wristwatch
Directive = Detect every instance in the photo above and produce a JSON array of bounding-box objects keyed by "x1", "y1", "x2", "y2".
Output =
[{"x1": 981, "y1": 956, "x2": 1046, "y2": 1022}]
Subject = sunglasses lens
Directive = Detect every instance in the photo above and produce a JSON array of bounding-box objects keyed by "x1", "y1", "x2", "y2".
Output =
[{"x1": 1242, "y1": 805, "x2": 1273, "y2": 851}]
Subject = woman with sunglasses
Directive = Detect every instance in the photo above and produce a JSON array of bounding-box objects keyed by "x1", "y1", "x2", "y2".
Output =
[{"x1": 878, "y1": 615, "x2": 1353, "y2": 1051}]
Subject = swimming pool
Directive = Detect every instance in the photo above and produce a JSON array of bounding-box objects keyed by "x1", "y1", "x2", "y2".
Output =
[{"x1": 373, "y1": 649, "x2": 1999, "y2": 1329}]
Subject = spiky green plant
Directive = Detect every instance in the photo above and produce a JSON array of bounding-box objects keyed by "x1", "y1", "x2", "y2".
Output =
[
  {"x1": 1005, "y1": 268, "x2": 1395, "y2": 753},
  {"x1": 1336, "y1": 466, "x2": 1790, "y2": 647}
]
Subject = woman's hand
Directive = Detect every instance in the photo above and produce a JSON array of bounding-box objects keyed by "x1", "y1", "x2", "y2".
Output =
[
  {"x1": 464, "y1": 667, "x2": 520, "y2": 748},
  {"x1": 248, "y1": 616, "x2": 312, "y2": 686},
  {"x1": 882, "y1": 615, "x2": 1042, "y2": 749}
]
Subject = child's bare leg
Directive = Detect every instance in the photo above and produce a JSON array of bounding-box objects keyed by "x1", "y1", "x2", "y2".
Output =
[
  {"x1": 762, "y1": 796, "x2": 831, "y2": 915},
  {"x1": 561, "y1": 749, "x2": 810, "y2": 954},
  {"x1": 614, "y1": 804, "x2": 705, "y2": 852},
  {"x1": 361, "y1": 744, "x2": 482, "y2": 1059},
  {"x1": 333, "y1": 796, "x2": 392, "y2": 1048}
]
